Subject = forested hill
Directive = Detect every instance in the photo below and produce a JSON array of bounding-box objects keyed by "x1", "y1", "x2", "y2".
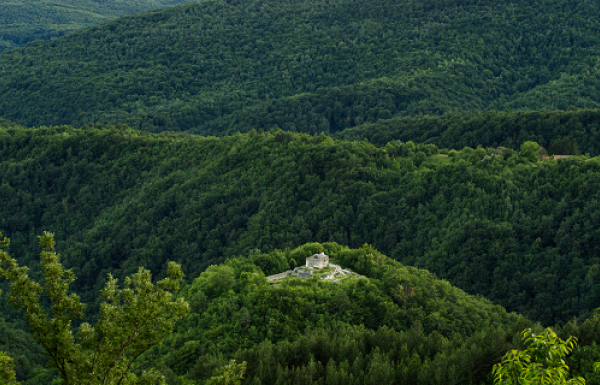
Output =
[
  {"x1": 2, "y1": 122, "x2": 600, "y2": 328},
  {"x1": 336, "y1": 109, "x2": 600, "y2": 156},
  {"x1": 159, "y1": 242, "x2": 531, "y2": 385},
  {"x1": 0, "y1": 241, "x2": 534, "y2": 385},
  {"x1": 0, "y1": 0, "x2": 199, "y2": 52},
  {"x1": 1, "y1": 0, "x2": 600, "y2": 133},
  {"x1": 10, "y1": 240, "x2": 600, "y2": 385}
]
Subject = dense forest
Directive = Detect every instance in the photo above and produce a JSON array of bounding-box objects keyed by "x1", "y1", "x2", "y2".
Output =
[
  {"x1": 0, "y1": 0, "x2": 198, "y2": 52},
  {"x1": 336, "y1": 109, "x2": 600, "y2": 156},
  {"x1": 3, "y1": 0, "x2": 600, "y2": 382},
  {"x1": 7, "y1": 239, "x2": 600, "y2": 385},
  {"x1": 0, "y1": 239, "x2": 534, "y2": 385},
  {"x1": 1, "y1": 122, "x2": 600, "y2": 330},
  {"x1": 168, "y1": 243, "x2": 600, "y2": 385},
  {"x1": 159, "y1": 242, "x2": 531, "y2": 385},
  {"x1": 1, "y1": 0, "x2": 600, "y2": 134}
]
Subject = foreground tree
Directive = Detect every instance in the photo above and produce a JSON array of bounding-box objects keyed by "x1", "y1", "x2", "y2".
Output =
[
  {"x1": 0, "y1": 352, "x2": 18, "y2": 385},
  {"x1": 0, "y1": 231, "x2": 189, "y2": 385},
  {"x1": 493, "y1": 328, "x2": 585, "y2": 385}
]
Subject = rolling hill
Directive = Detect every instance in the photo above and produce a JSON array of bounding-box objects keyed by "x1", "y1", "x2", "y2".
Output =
[
  {"x1": 335, "y1": 109, "x2": 600, "y2": 156},
  {"x1": 0, "y1": 0, "x2": 200, "y2": 52},
  {"x1": 0, "y1": 240, "x2": 534, "y2": 385},
  {"x1": 2, "y1": 121, "x2": 600, "y2": 328},
  {"x1": 159, "y1": 242, "x2": 531, "y2": 385},
  {"x1": 0, "y1": 0, "x2": 600, "y2": 135}
]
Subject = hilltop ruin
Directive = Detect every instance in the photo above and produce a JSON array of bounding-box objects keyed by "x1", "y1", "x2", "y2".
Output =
[{"x1": 266, "y1": 253, "x2": 362, "y2": 283}]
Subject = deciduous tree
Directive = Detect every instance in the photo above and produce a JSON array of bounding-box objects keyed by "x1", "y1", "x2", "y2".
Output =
[
  {"x1": 493, "y1": 328, "x2": 585, "y2": 385},
  {"x1": 0, "y1": 231, "x2": 189, "y2": 385}
]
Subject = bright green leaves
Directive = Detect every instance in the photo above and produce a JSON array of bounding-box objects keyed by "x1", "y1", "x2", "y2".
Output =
[
  {"x1": 0, "y1": 235, "x2": 8, "y2": 248},
  {"x1": 493, "y1": 328, "x2": 585, "y2": 385},
  {"x1": 206, "y1": 360, "x2": 247, "y2": 385},
  {"x1": 0, "y1": 231, "x2": 189, "y2": 385},
  {"x1": 84, "y1": 265, "x2": 190, "y2": 385},
  {"x1": 519, "y1": 141, "x2": 543, "y2": 163},
  {"x1": 0, "y1": 352, "x2": 18, "y2": 385},
  {"x1": 38, "y1": 231, "x2": 85, "y2": 376},
  {"x1": 190, "y1": 265, "x2": 236, "y2": 299}
]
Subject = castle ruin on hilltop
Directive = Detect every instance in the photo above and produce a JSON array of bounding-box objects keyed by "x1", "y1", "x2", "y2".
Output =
[
  {"x1": 306, "y1": 252, "x2": 329, "y2": 268},
  {"x1": 266, "y1": 252, "x2": 361, "y2": 283}
]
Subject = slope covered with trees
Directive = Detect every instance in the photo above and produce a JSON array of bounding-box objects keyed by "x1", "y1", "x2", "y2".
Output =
[
  {"x1": 1, "y1": 0, "x2": 600, "y2": 133},
  {"x1": 336, "y1": 109, "x2": 600, "y2": 156},
  {"x1": 0, "y1": 238, "x2": 535, "y2": 385},
  {"x1": 2, "y1": 122, "x2": 600, "y2": 329},
  {"x1": 0, "y1": 0, "x2": 199, "y2": 52},
  {"x1": 158, "y1": 242, "x2": 530, "y2": 385},
  {"x1": 7, "y1": 238, "x2": 600, "y2": 384},
  {"x1": 0, "y1": 317, "x2": 50, "y2": 385}
]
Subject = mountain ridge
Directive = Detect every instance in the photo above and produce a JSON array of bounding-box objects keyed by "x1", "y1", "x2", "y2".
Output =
[
  {"x1": 1, "y1": 122, "x2": 600, "y2": 327},
  {"x1": 0, "y1": 0, "x2": 200, "y2": 51},
  {"x1": 1, "y1": 0, "x2": 600, "y2": 134}
]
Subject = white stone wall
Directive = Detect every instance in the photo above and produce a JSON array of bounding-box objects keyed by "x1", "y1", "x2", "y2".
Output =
[
  {"x1": 266, "y1": 271, "x2": 291, "y2": 282},
  {"x1": 306, "y1": 253, "x2": 329, "y2": 268}
]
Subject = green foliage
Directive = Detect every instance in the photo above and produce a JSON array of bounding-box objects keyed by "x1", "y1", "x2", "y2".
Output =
[
  {"x1": 549, "y1": 139, "x2": 580, "y2": 156},
  {"x1": 0, "y1": 231, "x2": 189, "y2": 385},
  {"x1": 2, "y1": 0, "x2": 600, "y2": 132},
  {"x1": 160, "y1": 243, "x2": 529, "y2": 385},
  {"x1": 520, "y1": 141, "x2": 542, "y2": 162},
  {"x1": 0, "y1": 0, "x2": 199, "y2": 52},
  {"x1": 205, "y1": 361, "x2": 246, "y2": 385},
  {"x1": 493, "y1": 328, "x2": 585, "y2": 385},
  {"x1": 0, "y1": 352, "x2": 18, "y2": 385},
  {"x1": 1, "y1": 124, "x2": 600, "y2": 330},
  {"x1": 5, "y1": 114, "x2": 600, "y2": 382},
  {"x1": 336, "y1": 109, "x2": 600, "y2": 156}
]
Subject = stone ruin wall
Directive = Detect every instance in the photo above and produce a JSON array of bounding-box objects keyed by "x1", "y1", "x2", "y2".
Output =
[{"x1": 266, "y1": 271, "x2": 292, "y2": 282}]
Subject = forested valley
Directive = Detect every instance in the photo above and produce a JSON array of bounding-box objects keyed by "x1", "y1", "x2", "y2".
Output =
[
  {"x1": 3, "y1": 0, "x2": 600, "y2": 383},
  {"x1": 1, "y1": 123, "x2": 600, "y2": 383}
]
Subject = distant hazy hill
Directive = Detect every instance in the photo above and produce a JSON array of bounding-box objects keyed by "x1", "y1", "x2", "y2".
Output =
[
  {"x1": 0, "y1": 0, "x2": 599, "y2": 134},
  {"x1": 0, "y1": 0, "x2": 199, "y2": 51}
]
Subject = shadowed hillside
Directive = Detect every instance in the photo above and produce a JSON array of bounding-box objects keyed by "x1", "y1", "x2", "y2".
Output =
[
  {"x1": 0, "y1": 0, "x2": 200, "y2": 51},
  {"x1": 336, "y1": 109, "x2": 600, "y2": 155},
  {"x1": 1, "y1": 0, "x2": 600, "y2": 134},
  {"x1": 2, "y1": 122, "x2": 600, "y2": 327}
]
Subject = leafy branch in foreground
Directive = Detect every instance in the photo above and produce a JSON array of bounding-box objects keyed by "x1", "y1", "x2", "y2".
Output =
[
  {"x1": 493, "y1": 328, "x2": 585, "y2": 385},
  {"x1": 0, "y1": 234, "x2": 17, "y2": 385},
  {"x1": 0, "y1": 351, "x2": 18, "y2": 385},
  {"x1": 0, "y1": 231, "x2": 189, "y2": 385}
]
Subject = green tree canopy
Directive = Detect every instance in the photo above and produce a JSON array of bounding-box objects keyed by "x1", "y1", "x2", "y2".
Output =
[
  {"x1": 520, "y1": 141, "x2": 543, "y2": 162},
  {"x1": 493, "y1": 328, "x2": 585, "y2": 385},
  {"x1": 0, "y1": 231, "x2": 189, "y2": 385},
  {"x1": 0, "y1": 352, "x2": 18, "y2": 385}
]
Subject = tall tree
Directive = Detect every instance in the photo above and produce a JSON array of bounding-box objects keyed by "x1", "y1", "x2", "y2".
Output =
[{"x1": 0, "y1": 231, "x2": 189, "y2": 385}]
